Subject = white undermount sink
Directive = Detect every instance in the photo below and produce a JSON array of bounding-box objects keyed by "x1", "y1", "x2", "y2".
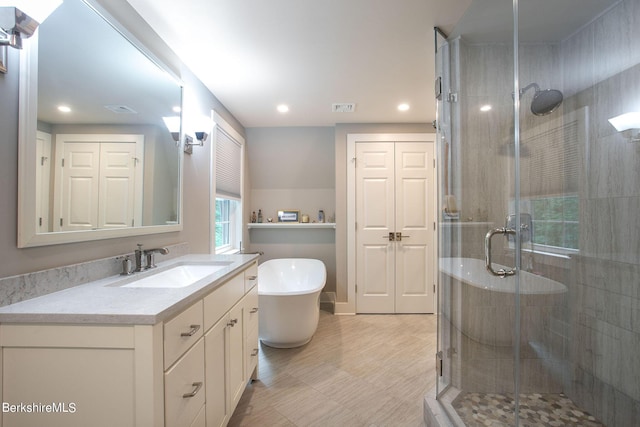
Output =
[{"x1": 118, "y1": 262, "x2": 232, "y2": 289}]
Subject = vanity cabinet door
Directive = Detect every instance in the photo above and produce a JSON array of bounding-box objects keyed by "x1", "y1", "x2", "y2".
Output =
[
  {"x1": 205, "y1": 313, "x2": 231, "y2": 427},
  {"x1": 228, "y1": 301, "x2": 245, "y2": 409}
]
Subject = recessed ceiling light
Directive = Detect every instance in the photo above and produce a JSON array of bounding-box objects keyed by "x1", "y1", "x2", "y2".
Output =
[
  {"x1": 398, "y1": 103, "x2": 410, "y2": 112},
  {"x1": 480, "y1": 104, "x2": 492, "y2": 112},
  {"x1": 277, "y1": 104, "x2": 289, "y2": 113},
  {"x1": 57, "y1": 105, "x2": 71, "y2": 113}
]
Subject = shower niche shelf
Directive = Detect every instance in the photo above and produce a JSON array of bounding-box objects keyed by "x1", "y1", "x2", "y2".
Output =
[{"x1": 247, "y1": 223, "x2": 336, "y2": 229}]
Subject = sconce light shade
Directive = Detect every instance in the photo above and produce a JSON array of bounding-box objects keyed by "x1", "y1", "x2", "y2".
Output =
[
  {"x1": 608, "y1": 112, "x2": 640, "y2": 142},
  {"x1": 7, "y1": 0, "x2": 62, "y2": 24},
  {"x1": 0, "y1": 7, "x2": 39, "y2": 49},
  {"x1": 162, "y1": 116, "x2": 181, "y2": 144},
  {"x1": 195, "y1": 132, "x2": 208, "y2": 143},
  {"x1": 608, "y1": 112, "x2": 640, "y2": 132}
]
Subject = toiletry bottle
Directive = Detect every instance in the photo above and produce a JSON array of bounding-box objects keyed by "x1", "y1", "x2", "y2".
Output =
[
  {"x1": 318, "y1": 210, "x2": 325, "y2": 223},
  {"x1": 251, "y1": 211, "x2": 257, "y2": 223},
  {"x1": 258, "y1": 209, "x2": 263, "y2": 223}
]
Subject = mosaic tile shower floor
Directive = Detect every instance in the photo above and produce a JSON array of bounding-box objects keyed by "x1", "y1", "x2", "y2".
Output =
[{"x1": 451, "y1": 392, "x2": 604, "y2": 427}]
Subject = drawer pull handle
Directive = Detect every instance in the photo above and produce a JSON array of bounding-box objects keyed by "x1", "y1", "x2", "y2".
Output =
[
  {"x1": 183, "y1": 381, "x2": 203, "y2": 398},
  {"x1": 247, "y1": 275, "x2": 257, "y2": 281},
  {"x1": 227, "y1": 318, "x2": 238, "y2": 327},
  {"x1": 180, "y1": 324, "x2": 201, "y2": 337},
  {"x1": 250, "y1": 307, "x2": 259, "y2": 313},
  {"x1": 251, "y1": 348, "x2": 259, "y2": 357}
]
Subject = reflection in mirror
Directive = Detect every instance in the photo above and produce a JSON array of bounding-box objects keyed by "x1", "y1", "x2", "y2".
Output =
[{"x1": 19, "y1": 0, "x2": 183, "y2": 247}]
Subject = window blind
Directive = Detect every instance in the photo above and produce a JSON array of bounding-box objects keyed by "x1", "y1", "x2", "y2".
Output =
[
  {"x1": 215, "y1": 127, "x2": 242, "y2": 199},
  {"x1": 521, "y1": 119, "x2": 579, "y2": 197}
]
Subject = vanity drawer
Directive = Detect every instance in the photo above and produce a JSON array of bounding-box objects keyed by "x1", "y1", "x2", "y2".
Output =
[
  {"x1": 244, "y1": 285, "x2": 259, "y2": 333},
  {"x1": 244, "y1": 261, "x2": 258, "y2": 292},
  {"x1": 165, "y1": 338, "x2": 205, "y2": 427},
  {"x1": 164, "y1": 301, "x2": 204, "y2": 369},
  {"x1": 204, "y1": 273, "x2": 244, "y2": 331}
]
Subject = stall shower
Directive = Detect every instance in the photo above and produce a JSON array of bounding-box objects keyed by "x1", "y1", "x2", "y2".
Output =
[{"x1": 429, "y1": 0, "x2": 640, "y2": 425}]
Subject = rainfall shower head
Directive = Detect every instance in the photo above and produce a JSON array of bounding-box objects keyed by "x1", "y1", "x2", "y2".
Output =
[{"x1": 519, "y1": 83, "x2": 563, "y2": 116}]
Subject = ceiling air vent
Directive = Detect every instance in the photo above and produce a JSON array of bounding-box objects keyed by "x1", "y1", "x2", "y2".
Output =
[
  {"x1": 332, "y1": 103, "x2": 356, "y2": 113},
  {"x1": 104, "y1": 105, "x2": 138, "y2": 114}
]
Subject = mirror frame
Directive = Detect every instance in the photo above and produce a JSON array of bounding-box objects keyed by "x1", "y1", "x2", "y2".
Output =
[{"x1": 17, "y1": 1, "x2": 184, "y2": 248}]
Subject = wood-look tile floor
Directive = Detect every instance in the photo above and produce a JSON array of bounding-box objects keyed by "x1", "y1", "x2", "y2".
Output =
[{"x1": 229, "y1": 310, "x2": 437, "y2": 427}]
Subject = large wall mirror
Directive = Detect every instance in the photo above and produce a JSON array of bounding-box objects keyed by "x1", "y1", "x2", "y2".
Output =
[{"x1": 18, "y1": 0, "x2": 183, "y2": 247}]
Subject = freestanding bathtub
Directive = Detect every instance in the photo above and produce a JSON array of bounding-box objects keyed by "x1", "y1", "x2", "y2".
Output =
[{"x1": 258, "y1": 258, "x2": 326, "y2": 348}]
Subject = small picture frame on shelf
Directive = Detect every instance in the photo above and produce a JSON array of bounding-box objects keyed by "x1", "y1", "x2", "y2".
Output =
[{"x1": 277, "y1": 209, "x2": 299, "y2": 222}]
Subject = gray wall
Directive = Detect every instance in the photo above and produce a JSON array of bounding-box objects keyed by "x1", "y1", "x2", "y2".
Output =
[
  {"x1": 0, "y1": 0, "x2": 244, "y2": 279},
  {"x1": 560, "y1": 1, "x2": 640, "y2": 424},
  {"x1": 246, "y1": 127, "x2": 337, "y2": 292}
]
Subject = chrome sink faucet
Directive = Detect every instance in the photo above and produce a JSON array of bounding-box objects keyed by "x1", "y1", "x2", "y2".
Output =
[{"x1": 134, "y1": 244, "x2": 169, "y2": 271}]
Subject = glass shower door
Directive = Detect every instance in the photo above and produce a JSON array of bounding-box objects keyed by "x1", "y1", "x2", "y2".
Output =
[{"x1": 434, "y1": 0, "x2": 522, "y2": 422}]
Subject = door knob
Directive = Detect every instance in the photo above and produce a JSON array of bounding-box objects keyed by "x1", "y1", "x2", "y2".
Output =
[
  {"x1": 383, "y1": 232, "x2": 395, "y2": 241},
  {"x1": 395, "y1": 232, "x2": 411, "y2": 241}
]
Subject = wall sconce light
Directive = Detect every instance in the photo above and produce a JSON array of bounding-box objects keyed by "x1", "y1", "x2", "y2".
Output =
[
  {"x1": 608, "y1": 112, "x2": 640, "y2": 142},
  {"x1": 162, "y1": 116, "x2": 181, "y2": 145},
  {"x1": 183, "y1": 132, "x2": 207, "y2": 155},
  {"x1": 0, "y1": 7, "x2": 38, "y2": 50}
]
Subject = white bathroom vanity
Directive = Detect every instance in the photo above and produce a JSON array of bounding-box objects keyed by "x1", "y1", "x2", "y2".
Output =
[{"x1": 0, "y1": 254, "x2": 259, "y2": 427}]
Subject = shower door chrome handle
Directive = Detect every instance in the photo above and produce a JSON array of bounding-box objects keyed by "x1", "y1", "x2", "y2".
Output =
[{"x1": 484, "y1": 227, "x2": 516, "y2": 278}]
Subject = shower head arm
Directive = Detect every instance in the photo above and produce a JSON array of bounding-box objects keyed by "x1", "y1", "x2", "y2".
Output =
[{"x1": 519, "y1": 83, "x2": 541, "y2": 98}]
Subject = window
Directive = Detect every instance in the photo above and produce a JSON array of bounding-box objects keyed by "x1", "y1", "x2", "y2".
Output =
[
  {"x1": 529, "y1": 195, "x2": 579, "y2": 250},
  {"x1": 213, "y1": 112, "x2": 244, "y2": 254},
  {"x1": 516, "y1": 195, "x2": 579, "y2": 254},
  {"x1": 215, "y1": 198, "x2": 240, "y2": 253}
]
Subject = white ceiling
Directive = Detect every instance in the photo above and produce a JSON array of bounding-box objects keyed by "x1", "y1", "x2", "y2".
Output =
[
  {"x1": 125, "y1": 0, "x2": 472, "y2": 128},
  {"x1": 123, "y1": 0, "x2": 619, "y2": 129}
]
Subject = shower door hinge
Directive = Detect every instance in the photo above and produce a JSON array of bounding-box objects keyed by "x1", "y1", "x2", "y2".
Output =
[
  {"x1": 436, "y1": 351, "x2": 443, "y2": 377},
  {"x1": 447, "y1": 92, "x2": 458, "y2": 103},
  {"x1": 61, "y1": 158, "x2": 65, "y2": 167}
]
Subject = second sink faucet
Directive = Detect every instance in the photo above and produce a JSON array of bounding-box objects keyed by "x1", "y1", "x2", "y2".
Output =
[{"x1": 134, "y1": 244, "x2": 170, "y2": 271}]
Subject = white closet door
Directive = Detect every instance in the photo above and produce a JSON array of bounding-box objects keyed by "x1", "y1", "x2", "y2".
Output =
[
  {"x1": 355, "y1": 141, "x2": 435, "y2": 314},
  {"x1": 355, "y1": 142, "x2": 396, "y2": 313},
  {"x1": 99, "y1": 142, "x2": 137, "y2": 228},
  {"x1": 58, "y1": 142, "x2": 101, "y2": 231},
  {"x1": 35, "y1": 131, "x2": 52, "y2": 232},
  {"x1": 394, "y1": 142, "x2": 435, "y2": 313}
]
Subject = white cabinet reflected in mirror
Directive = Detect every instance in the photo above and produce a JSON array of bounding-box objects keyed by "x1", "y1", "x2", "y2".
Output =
[{"x1": 18, "y1": 0, "x2": 183, "y2": 247}]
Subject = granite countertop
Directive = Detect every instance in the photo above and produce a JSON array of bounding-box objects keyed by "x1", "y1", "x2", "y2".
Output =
[{"x1": 0, "y1": 254, "x2": 259, "y2": 325}]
